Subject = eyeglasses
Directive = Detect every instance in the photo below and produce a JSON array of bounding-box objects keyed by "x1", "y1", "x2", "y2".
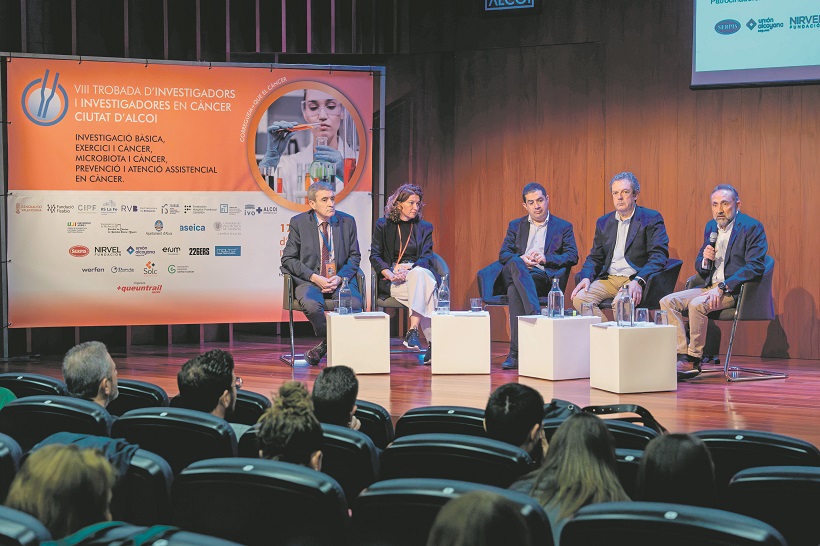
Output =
[
  {"x1": 301, "y1": 100, "x2": 343, "y2": 118},
  {"x1": 235, "y1": 376, "x2": 243, "y2": 390}
]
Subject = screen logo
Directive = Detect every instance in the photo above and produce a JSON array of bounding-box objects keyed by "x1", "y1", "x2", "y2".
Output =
[{"x1": 715, "y1": 19, "x2": 741, "y2": 34}]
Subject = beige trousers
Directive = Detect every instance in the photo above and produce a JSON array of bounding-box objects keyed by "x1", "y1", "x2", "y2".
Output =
[
  {"x1": 659, "y1": 287, "x2": 736, "y2": 358},
  {"x1": 571, "y1": 276, "x2": 631, "y2": 319}
]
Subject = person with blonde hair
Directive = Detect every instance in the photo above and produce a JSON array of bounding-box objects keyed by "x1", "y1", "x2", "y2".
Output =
[
  {"x1": 371, "y1": 183, "x2": 439, "y2": 364},
  {"x1": 5, "y1": 443, "x2": 116, "y2": 539},
  {"x1": 509, "y1": 412, "x2": 629, "y2": 543},
  {"x1": 256, "y1": 381, "x2": 324, "y2": 471}
]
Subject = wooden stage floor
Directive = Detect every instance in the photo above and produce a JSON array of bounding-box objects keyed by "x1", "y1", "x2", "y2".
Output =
[{"x1": 3, "y1": 333, "x2": 819, "y2": 449}]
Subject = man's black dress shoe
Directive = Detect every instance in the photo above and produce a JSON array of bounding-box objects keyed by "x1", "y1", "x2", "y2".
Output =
[{"x1": 306, "y1": 341, "x2": 327, "y2": 366}]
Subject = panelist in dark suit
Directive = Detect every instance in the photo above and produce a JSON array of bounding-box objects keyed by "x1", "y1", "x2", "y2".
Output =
[
  {"x1": 661, "y1": 184, "x2": 767, "y2": 379},
  {"x1": 571, "y1": 171, "x2": 669, "y2": 317},
  {"x1": 371, "y1": 184, "x2": 438, "y2": 364},
  {"x1": 497, "y1": 182, "x2": 578, "y2": 370},
  {"x1": 281, "y1": 181, "x2": 362, "y2": 366}
]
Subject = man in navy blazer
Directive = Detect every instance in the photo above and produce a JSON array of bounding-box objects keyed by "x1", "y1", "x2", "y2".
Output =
[
  {"x1": 571, "y1": 172, "x2": 669, "y2": 316},
  {"x1": 498, "y1": 182, "x2": 578, "y2": 369},
  {"x1": 281, "y1": 181, "x2": 362, "y2": 365},
  {"x1": 661, "y1": 184, "x2": 767, "y2": 379}
]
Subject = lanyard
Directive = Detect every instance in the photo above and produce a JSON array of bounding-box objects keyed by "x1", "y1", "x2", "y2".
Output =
[{"x1": 395, "y1": 224, "x2": 412, "y2": 265}]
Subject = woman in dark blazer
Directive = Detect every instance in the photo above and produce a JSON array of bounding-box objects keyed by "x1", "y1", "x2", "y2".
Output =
[{"x1": 370, "y1": 184, "x2": 439, "y2": 364}]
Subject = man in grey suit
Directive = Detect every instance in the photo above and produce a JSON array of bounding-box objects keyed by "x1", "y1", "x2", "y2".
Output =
[
  {"x1": 571, "y1": 171, "x2": 669, "y2": 316},
  {"x1": 281, "y1": 181, "x2": 362, "y2": 365}
]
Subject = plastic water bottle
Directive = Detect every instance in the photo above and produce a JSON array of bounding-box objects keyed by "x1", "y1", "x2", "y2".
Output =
[
  {"x1": 615, "y1": 285, "x2": 633, "y2": 327},
  {"x1": 337, "y1": 278, "x2": 352, "y2": 315},
  {"x1": 547, "y1": 277, "x2": 564, "y2": 318},
  {"x1": 436, "y1": 274, "x2": 450, "y2": 314}
]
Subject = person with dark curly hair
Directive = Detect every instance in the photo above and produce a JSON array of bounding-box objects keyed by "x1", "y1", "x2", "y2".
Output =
[
  {"x1": 257, "y1": 381, "x2": 324, "y2": 471},
  {"x1": 370, "y1": 184, "x2": 439, "y2": 364}
]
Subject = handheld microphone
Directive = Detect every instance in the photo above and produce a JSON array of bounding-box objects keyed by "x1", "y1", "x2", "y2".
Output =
[{"x1": 702, "y1": 232, "x2": 718, "y2": 270}]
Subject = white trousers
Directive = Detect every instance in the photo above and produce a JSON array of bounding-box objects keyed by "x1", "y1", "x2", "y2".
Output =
[{"x1": 390, "y1": 267, "x2": 437, "y2": 342}]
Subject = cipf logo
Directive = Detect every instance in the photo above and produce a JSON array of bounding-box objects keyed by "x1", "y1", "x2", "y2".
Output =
[
  {"x1": 715, "y1": 19, "x2": 741, "y2": 34},
  {"x1": 21, "y1": 69, "x2": 69, "y2": 126},
  {"x1": 69, "y1": 245, "x2": 90, "y2": 257}
]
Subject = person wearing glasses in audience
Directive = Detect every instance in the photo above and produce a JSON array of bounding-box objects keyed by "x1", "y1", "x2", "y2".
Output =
[
  {"x1": 176, "y1": 348, "x2": 249, "y2": 439},
  {"x1": 259, "y1": 89, "x2": 355, "y2": 197},
  {"x1": 571, "y1": 171, "x2": 669, "y2": 318}
]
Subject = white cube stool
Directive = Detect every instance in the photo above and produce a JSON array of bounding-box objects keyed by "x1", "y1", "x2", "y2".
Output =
[
  {"x1": 589, "y1": 323, "x2": 677, "y2": 393},
  {"x1": 327, "y1": 311, "x2": 390, "y2": 374},
  {"x1": 518, "y1": 315, "x2": 601, "y2": 380},
  {"x1": 430, "y1": 311, "x2": 491, "y2": 374}
]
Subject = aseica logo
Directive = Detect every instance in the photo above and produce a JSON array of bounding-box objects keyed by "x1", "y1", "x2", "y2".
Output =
[
  {"x1": 69, "y1": 245, "x2": 90, "y2": 257},
  {"x1": 21, "y1": 69, "x2": 69, "y2": 126},
  {"x1": 715, "y1": 19, "x2": 741, "y2": 34},
  {"x1": 180, "y1": 224, "x2": 206, "y2": 232}
]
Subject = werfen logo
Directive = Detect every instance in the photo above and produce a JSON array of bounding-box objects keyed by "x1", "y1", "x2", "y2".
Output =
[
  {"x1": 21, "y1": 69, "x2": 69, "y2": 126},
  {"x1": 715, "y1": 19, "x2": 741, "y2": 34},
  {"x1": 215, "y1": 246, "x2": 241, "y2": 257},
  {"x1": 69, "y1": 245, "x2": 90, "y2": 257},
  {"x1": 81, "y1": 267, "x2": 105, "y2": 273}
]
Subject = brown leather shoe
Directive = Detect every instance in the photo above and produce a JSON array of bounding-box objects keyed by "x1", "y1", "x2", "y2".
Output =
[
  {"x1": 676, "y1": 354, "x2": 701, "y2": 380},
  {"x1": 306, "y1": 341, "x2": 327, "y2": 366}
]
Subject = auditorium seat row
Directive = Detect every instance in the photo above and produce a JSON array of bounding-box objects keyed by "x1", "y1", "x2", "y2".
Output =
[{"x1": 3, "y1": 454, "x2": 817, "y2": 546}]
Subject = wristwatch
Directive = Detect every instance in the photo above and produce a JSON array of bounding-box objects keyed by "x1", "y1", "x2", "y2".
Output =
[
  {"x1": 718, "y1": 282, "x2": 730, "y2": 293},
  {"x1": 634, "y1": 276, "x2": 646, "y2": 289}
]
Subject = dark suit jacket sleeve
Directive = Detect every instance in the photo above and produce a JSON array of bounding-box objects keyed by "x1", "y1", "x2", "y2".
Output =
[
  {"x1": 336, "y1": 215, "x2": 361, "y2": 280},
  {"x1": 412, "y1": 221, "x2": 435, "y2": 272},
  {"x1": 694, "y1": 222, "x2": 715, "y2": 278},
  {"x1": 498, "y1": 219, "x2": 520, "y2": 265},
  {"x1": 369, "y1": 217, "x2": 392, "y2": 275},
  {"x1": 578, "y1": 218, "x2": 608, "y2": 281},
  {"x1": 543, "y1": 219, "x2": 579, "y2": 269},
  {"x1": 280, "y1": 216, "x2": 314, "y2": 282},
  {"x1": 724, "y1": 217, "x2": 768, "y2": 292},
  {"x1": 634, "y1": 210, "x2": 670, "y2": 280}
]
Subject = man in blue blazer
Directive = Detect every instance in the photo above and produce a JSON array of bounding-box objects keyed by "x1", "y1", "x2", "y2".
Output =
[
  {"x1": 498, "y1": 182, "x2": 579, "y2": 369},
  {"x1": 661, "y1": 184, "x2": 768, "y2": 379},
  {"x1": 571, "y1": 172, "x2": 669, "y2": 316},
  {"x1": 281, "y1": 181, "x2": 362, "y2": 365}
]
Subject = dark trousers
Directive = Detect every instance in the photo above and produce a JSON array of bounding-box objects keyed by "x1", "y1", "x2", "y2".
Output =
[
  {"x1": 501, "y1": 257, "x2": 550, "y2": 352},
  {"x1": 294, "y1": 282, "x2": 363, "y2": 338}
]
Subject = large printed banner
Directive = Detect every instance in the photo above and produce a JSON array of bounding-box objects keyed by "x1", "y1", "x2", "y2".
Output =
[{"x1": 6, "y1": 57, "x2": 374, "y2": 327}]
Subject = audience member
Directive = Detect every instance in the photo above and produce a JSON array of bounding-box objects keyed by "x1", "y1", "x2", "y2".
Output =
[
  {"x1": 484, "y1": 383, "x2": 547, "y2": 466},
  {"x1": 426, "y1": 491, "x2": 531, "y2": 546},
  {"x1": 177, "y1": 348, "x2": 248, "y2": 438},
  {"x1": 62, "y1": 341, "x2": 119, "y2": 408},
  {"x1": 5, "y1": 443, "x2": 115, "y2": 539},
  {"x1": 312, "y1": 365, "x2": 361, "y2": 430},
  {"x1": 257, "y1": 381, "x2": 324, "y2": 471},
  {"x1": 509, "y1": 412, "x2": 629, "y2": 543},
  {"x1": 636, "y1": 433, "x2": 717, "y2": 507}
]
